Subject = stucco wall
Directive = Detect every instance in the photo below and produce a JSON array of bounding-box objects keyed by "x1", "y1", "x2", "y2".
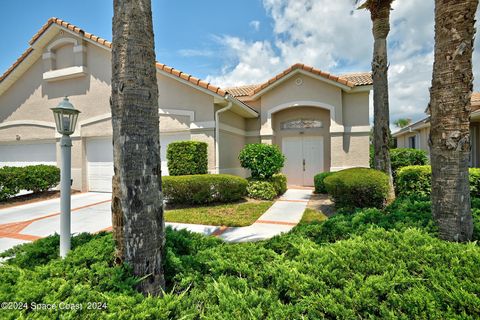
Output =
[
  {"x1": 342, "y1": 92, "x2": 370, "y2": 127},
  {"x1": 260, "y1": 75, "x2": 343, "y2": 133}
]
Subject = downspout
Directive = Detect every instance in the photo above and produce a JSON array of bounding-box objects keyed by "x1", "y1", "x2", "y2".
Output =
[{"x1": 215, "y1": 96, "x2": 233, "y2": 174}]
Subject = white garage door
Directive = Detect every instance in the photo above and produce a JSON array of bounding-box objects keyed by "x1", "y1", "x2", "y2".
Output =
[
  {"x1": 0, "y1": 142, "x2": 56, "y2": 167},
  {"x1": 86, "y1": 133, "x2": 190, "y2": 192}
]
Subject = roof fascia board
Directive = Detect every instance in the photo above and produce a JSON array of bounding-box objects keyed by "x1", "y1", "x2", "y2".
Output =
[{"x1": 251, "y1": 69, "x2": 352, "y2": 99}]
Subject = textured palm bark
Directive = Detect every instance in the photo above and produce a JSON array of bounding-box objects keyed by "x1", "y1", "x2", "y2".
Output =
[
  {"x1": 111, "y1": 0, "x2": 165, "y2": 294},
  {"x1": 429, "y1": 0, "x2": 478, "y2": 242},
  {"x1": 370, "y1": 2, "x2": 395, "y2": 202}
]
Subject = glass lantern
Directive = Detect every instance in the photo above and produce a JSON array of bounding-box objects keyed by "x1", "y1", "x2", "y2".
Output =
[{"x1": 51, "y1": 97, "x2": 80, "y2": 135}]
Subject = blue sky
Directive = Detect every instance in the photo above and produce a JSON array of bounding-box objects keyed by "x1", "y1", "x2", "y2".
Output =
[
  {"x1": 0, "y1": 0, "x2": 479, "y2": 125},
  {"x1": 0, "y1": 0, "x2": 273, "y2": 82}
]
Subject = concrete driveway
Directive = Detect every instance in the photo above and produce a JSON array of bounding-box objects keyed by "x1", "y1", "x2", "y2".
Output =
[{"x1": 0, "y1": 192, "x2": 112, "y2": 253}]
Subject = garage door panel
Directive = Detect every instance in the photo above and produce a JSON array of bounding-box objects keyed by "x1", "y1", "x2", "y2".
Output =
[
  {"x1": 0, "y1": 143, "x2": 56, "y2": 167},
  {"x1": 87, "y1": 133, "x2": 190, "y2": 192}
]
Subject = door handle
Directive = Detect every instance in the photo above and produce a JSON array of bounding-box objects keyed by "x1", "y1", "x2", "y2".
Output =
[{"x1": 303, "y1": 159, "x2": 306, "y2": 171}]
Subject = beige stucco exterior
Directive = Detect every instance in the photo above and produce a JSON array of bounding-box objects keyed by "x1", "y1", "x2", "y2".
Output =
[{"x1": 0, "y1": 20, "x2": 372, "y2": 190}]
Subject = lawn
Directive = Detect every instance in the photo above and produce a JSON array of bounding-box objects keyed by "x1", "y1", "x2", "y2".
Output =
[
  {"x1": 164, "y1": 200, "x2": 273, "y2": 227},
  {"x1": 300, "y1": 208, "x2": 328, "y2": 224}
]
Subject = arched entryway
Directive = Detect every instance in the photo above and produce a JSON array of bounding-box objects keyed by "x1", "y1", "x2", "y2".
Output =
[{"x1": 271, "y1": 106, "x2": 332, "y2": 186}]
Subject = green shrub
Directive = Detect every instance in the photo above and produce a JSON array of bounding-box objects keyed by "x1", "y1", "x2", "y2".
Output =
[
  {"x1": 395, "y1": 165, "x2": 431, "y2": 197},
  {"x1": 396, "y1": 165, "x2": 480, "y2": 198},
  {"x1": 270, "y1": 173, "x2": 287, "y2": 195},
  {"x1": 247, "y1": 180, "x2": 277, "y2": 200},
  {"x1": 314, "y1": 171, "x2": 335, "y2": 193},
  {"x1": 166, "y1": 141, "x2": 208, "y2": 176},
  {"x1": 20, "y1": 165, "x2": 60, "y2": 193},
  {"x1": 0, "y1": 165, "x2": 60, "y2": 201},
  {"x1": 163, "y1": 174, "x2": 247, "y2": 204},
  {"x1": 0, "y1": 166, "x2": 22, "y2": 201},
  {"x1": 390, "y1": 148, "x2": 429, "y2": 174},
  {"x1": 1, "y1": 210, "x2": 480, "y2": 319},
  {"x1": 324, "y1": 168, "x2": 389, "y2": 209},
  {"x1": 238, "y1": 144, "x2": 285, "y2": 179}
]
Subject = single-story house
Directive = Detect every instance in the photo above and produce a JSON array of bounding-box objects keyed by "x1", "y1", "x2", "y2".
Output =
[
  {"x1": 393, "y1": 93, "x2": 480, "y2": 167},
  {"x1": 0, "y1": 18, "x2": 372, "y2": 191}
]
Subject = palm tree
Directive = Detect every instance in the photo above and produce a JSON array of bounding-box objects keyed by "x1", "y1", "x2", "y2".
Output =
[
  {"x1": 393, "y1": 118, "x2": 412, "y2": 128},
  {"x1": 357, "y1": 0, "x2": 395, "y2": 201},
  {"x1": 429, "y1": 0, "x2": 478, "y2": 242},
  {"x1": 111, "y1": 0, "x2": 165, "y2": 294}
]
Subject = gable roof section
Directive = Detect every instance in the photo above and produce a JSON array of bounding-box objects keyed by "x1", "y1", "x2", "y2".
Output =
[
  {"x1": 226, "y1": 64, "x2": 372, "y2": 99},
  {"x1": 0, "y1": 17, "x2": 228, "y2": 98}
]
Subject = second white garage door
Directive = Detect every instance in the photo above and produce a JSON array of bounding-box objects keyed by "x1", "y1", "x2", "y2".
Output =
[
  {"x1": 0, "y1": 142, "x2": 56, "y2": 168},
  {"x1": 87, "y1": 133, "x2": 190, "y2": 192}
]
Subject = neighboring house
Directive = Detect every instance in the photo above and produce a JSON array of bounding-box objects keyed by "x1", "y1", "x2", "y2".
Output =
[
  {"x1": 393, "y1": 93, "x2": 480, "y2": 167},
  {"x1": 0, "y1": 18, "x2": 372, "y2": 191}
]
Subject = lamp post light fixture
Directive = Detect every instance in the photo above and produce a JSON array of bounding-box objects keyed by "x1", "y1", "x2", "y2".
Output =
[{"x1": 51, "y1": 97, "x2": 80, "y2": 258}]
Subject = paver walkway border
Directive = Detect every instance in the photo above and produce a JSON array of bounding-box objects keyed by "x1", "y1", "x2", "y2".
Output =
[{"x1": 0, "y1": 188, "x2": 313, "y2": 250}]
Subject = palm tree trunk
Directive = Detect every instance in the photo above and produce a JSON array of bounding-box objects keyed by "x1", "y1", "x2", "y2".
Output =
[
  {"x1": 429, "y1": 0, "x2": 478, "y2": 242},
  {"x1": 111, "y1": 0, "x2": 165, "y2": 295},
  {"x1": 371, "y1": 3, "x2": 395, "y2": 201}
]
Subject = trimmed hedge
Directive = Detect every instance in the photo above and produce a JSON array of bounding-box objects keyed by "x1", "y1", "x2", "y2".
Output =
[
  {"x1": 246, "y1": 180, "x2": 277, "y2": 200},
  {"x1": 166, "y1": 141, "x2": 208, "y2": 176},
  {"x1": 238, "y1": 144, "x2": 285, "y2": 179},
  {"x1": 324, "y1": 167, "x2": 389, "y2": 209},
  {"x1": 314, "y1": 172, "x2": 335, "y2": 193},
  {"x1": 396, "y1": 165, "x2": 480, "y2": 198},
  {"x1": 390, "y1": 148, "x2": 429, "y2": 174},
  {"x1": 0, "y1": 165, "x2": 60, "y2": 201},
  {"x1": 162, "y1": 174, "x2": 247, "y2": 204}
]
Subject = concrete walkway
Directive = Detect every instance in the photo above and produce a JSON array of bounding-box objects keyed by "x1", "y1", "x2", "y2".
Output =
[
  {"x1": 167, "y1": 188, "x2": 313, "y2": 242},
  {"x1": 0, "y1": 188, "x2": 312, "y2": 252}
]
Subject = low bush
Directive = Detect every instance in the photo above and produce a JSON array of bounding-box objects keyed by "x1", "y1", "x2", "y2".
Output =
[
  {"x1": 1, "y1": 199, "x2": 480, "y2": 319},
  {"x1": 314, "y1": 171, "x2": 335, "y2": 193},
  {"x1": 20, "y1": 165, "x2": 60, "y2": 193},
  {"x1": 166, "y1": 141, "x2": 208, "y2": 176},
  {"x1": 396, "y1": 165, "x2": 480, "y2": 198},
  {"x1": 247, "y1": 180, "x2": 277, "y2": 200},
  {"x1": 390, "y1": 148, "x2": 429, "y2": 174},
  {"x1": 270, "y1": 173, "x2": 287, "y2": 195},
  {"x1": 0, "y1": 166, "x2": 22, "y2": 200},
  {"x1": 0, "y1": 165, "x2": 60, "y2": 201},
  {"x1": 162, "y1": 174, "x2": 247, "y2": 205},
  {"x1": 324, "y1": 167, "x2": 389, "y2": 209},
  {"x1": 238, "y1": 144, "x2": 285, "y2": 179}
]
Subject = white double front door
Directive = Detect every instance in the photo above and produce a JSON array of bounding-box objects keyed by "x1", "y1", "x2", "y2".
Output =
[{"x1": 282, "y1": 136, "x2": 324, "y2": 186}]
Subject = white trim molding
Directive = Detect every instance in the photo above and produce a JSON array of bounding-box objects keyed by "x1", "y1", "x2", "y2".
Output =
[
  {"x1": 0, "y1": 120, "x2": 56, "y2": 129},
  {"x1": 261, "y1": 100, "x2": 343, "y2": 135},
  {"x1": 158, "y1": 108, "x2": 195, "y2": 122},
  {"x1": 43, "y1": 66, "x2": 88, "y2": 82},
  {"x1": 46, "y1": 37, "x2": 78, "y2": 51},
  {"x1": 190, "y1": 121, "x2": 215, "y2": 130}
]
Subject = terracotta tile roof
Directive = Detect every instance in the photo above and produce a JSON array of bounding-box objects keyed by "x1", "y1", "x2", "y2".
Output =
[
  {"x1": 339, "y1": 72, "x2": 373, "y2": 86},
  {"x1": 0, "y1": 48, "x2": 33, "y2": 82},
  {"x1": 1, "y1": 18, "x2": 227, "y2": 97},
  {"x1": 155, "y1": 62, "x2": 226, "y2": 96},
  {"x1": 225, "y1": 84, "x2": 261, "y2": 97},
  {"x1": 225, "y1": 64, "x2": 372, "y2": 98}
]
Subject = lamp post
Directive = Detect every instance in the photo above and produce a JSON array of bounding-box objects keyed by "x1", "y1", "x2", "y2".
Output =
[{"x1": 51, "y1": 97, "x2": 80, "y2": 258}]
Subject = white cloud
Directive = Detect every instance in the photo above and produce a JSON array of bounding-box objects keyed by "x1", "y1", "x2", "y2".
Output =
[
  {"x1": 249, "y1": 20, "x2": 261, "y2": 32},
  {"x1": 206, "y1": 0, "x2": 480, "y2": 124}
]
